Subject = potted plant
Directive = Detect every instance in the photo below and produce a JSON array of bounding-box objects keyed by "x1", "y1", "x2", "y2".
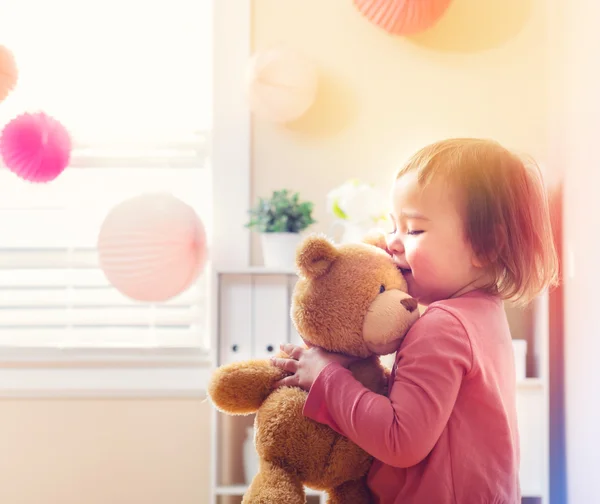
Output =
[{"x1": 246, "y1": 189, "x2": 316, "y2": 268}]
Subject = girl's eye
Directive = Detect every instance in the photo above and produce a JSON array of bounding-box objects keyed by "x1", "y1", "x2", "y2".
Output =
[
  {"x1": 407, "y1": 230, "x2": 424, "y2": 236},
  {"x1": 379, "y1": 285, "x2": 386, "y2": 294}
]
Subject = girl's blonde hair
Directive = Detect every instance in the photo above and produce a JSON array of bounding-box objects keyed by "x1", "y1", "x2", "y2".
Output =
[{"x1": 396, "y1": 138, "x2": 559, "y2": 305}]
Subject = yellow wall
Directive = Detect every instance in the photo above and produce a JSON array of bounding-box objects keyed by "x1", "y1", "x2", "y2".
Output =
[
  {"x1": 0, "y1": 399, "x2": 210, "y2": 504},
  {"x1": 251, "y1": 0, "x2": 549, "y2": 262},
  {"x1": 0, "y1": 1, "x2": 551, "y2": 503}
]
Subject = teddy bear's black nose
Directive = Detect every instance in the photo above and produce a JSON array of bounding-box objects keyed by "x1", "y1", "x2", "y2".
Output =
[{"x1": 401, "y1": 298, "x2": 418, "y2": 313}]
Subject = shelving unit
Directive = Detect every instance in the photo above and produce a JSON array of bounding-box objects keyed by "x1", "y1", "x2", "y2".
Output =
[
  {"x1": 515, "y1": 290, "x2": 551, "y2": 504},
  {"x1": 208, "y1": 267, "x2": 550, "y2": 504},
  {"x1": 208, "y1": 267, "x2": 326, "y2": 504}
]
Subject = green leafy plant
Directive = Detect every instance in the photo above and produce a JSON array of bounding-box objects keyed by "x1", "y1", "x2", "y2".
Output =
[{"x1": 245, "y1": 189, "x2": 316, "y2": 233}]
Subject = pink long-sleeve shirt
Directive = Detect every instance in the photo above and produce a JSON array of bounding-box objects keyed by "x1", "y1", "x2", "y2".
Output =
[{"x1": 304, "y1": 290, "x2": 521, "y2": 503}]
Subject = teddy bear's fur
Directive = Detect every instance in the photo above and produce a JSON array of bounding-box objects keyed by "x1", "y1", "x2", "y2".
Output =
[{"x1": 208, "y1": 233, "x2": 420, "y2": 504}]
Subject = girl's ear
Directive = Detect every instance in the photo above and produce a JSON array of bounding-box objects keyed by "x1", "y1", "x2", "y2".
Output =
[
  {"x1": 296, "y1": 234, "x2": 339, "y2": 279},
  {"x1": 472, "y1": 225, "x2": 506, "y2": 268}
]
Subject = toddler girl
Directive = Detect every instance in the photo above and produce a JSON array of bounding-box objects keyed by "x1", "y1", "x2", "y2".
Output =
[{"x1": 271, "y1": 138, "x2": 558, "y2": 503}]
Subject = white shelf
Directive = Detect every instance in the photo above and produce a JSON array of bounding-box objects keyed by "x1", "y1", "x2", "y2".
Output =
[
  {"x1": 520, "y1": 485, "x2": 543, "y2": 499},
  {"x1": 215, "y1": 484, "x2": 323, "y2": 496},
  {"x1": 517, "y1": 377, "x2": 544, "y2": 390},
  {"x1": 216, "y1": 266, "x2": 297, "y2": 276}
]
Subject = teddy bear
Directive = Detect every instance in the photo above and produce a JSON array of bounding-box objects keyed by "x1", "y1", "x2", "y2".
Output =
[{"x1": 207, "y1": 232, "x2": 420, "y2": 504}]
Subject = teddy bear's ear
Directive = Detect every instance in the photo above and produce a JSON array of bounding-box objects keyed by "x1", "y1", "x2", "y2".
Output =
[
  {"x1": 296, "y1": 235, "x2": 339, "y2": 279},
  {"x1": 362, "y1": 230, "x2": 390, "y2": 253}
]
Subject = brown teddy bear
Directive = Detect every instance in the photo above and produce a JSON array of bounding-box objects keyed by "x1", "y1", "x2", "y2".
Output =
[{"x1": 208, "y1": 232, "x2": 419, "y2": 503}]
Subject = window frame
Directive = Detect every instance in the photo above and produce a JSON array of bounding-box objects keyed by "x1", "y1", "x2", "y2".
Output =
[{"x1": 0, "y1": 0, "x2": 251, "y2": 397}]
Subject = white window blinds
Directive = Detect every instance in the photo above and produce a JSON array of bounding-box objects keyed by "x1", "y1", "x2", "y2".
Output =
[{"x1": 0, "y1": 0, "x2": 213, "y2": 350}]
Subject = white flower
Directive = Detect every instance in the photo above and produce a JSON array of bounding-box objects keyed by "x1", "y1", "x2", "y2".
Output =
[{"x1": 327, "y1": 179, "x2": 387, "y2": 225}]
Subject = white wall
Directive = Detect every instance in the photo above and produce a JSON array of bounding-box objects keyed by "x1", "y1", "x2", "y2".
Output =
[{"x1": 562, "y1": 1, "x2": 600, "y2": 502}]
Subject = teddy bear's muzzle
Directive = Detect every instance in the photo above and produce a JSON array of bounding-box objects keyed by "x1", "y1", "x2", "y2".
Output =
[{"x1": 362, "y1": 290, "x2": 421, "y2": 355}]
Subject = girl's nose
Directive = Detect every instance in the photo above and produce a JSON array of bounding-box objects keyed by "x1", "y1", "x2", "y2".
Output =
[{"x1": 386, "y1": 233, "x2": 404, "y2": 254}]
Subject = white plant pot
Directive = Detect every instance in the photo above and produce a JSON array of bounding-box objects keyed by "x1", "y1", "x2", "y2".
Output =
[{"x1": 260, "y1": 232, "x2": 302, "y2": 269}]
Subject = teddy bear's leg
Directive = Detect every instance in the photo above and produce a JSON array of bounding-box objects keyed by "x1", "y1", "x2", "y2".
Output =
[
  {"x1": 328, "y1": 477, "x2": 372, "y2": 504},
  {"x1": 243, "y1": 460, "x2": 306, "y2": 504}
]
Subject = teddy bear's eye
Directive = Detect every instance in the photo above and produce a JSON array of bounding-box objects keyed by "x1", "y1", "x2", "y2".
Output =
[{"x1": 379, "y1": 285, "x2": 386, "y2": 294}]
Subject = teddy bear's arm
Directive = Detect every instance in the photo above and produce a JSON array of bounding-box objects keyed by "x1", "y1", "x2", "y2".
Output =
[
  {"x1": 349, "y1": 358, "x2": 390, "y2": 396},
  {"x1": 207, "y1": 357, "x2": 289, "y2": 415},
  {"x1": 381, "y1": 366, "x2": 391, "y2": 396}
]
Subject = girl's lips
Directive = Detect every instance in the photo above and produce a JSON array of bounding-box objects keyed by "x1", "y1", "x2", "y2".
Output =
[{"x1": 396, "y1": 265, "x2": 412, "y2": 274}]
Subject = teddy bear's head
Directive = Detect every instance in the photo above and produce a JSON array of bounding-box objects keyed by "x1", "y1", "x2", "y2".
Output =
[{"x1": 291, "y1": 232, "x2": 420, "y2": 358}]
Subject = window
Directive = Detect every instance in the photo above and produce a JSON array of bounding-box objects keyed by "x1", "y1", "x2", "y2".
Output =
[{"x1": 0, "y1": 0, "x2": 213, "y2": 352}]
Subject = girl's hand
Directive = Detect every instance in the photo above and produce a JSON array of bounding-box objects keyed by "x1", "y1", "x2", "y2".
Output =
[{"x1": 270, "y1": 343, "x2": 357, "y2": 391}]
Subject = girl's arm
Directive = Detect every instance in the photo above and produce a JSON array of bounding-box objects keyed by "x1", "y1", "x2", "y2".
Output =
[{"x1": 303, "y1": 307, "x2": 472, "y2": 468}]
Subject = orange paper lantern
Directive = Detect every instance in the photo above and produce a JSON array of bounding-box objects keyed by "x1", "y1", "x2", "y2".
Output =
[
  {"x1": 353, "y1": 0, "x2": 453, "y2": 36},
  {"x1": 0, "y1": 45, "x2": 18, "y2": 103}
]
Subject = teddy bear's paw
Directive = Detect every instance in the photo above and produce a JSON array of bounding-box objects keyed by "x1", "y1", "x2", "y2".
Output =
[
  {"x1": 208, "y1": 360, "x2": 286, "y2": 415},
  {"x1": 327, "y1": 477, "x2": 373, "y2": 504},
  {"x1": 243, "y1": 462, "x2": 306, "y2": 504}
]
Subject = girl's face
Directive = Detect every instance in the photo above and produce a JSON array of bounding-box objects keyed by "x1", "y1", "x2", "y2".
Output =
[{"x1": 386, "y1": 171, "x2": 484, "y2": 305}]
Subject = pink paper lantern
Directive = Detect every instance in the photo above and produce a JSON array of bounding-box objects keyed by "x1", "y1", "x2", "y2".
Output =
[
  {"x1": 98, "y1": 193, "x2": 208, "y2": 303},
  {"x1": 353, "y1": 0, "x2": 453, "y2": 36},
  {"x1": 0, "y1": 112, "x2": 72, "y2": 183},
  {"x1": 0, "y1": 45, "x2": 18, "y2": 103},
  {"x1": 247, "y1": 47, "x2": 318, "y2": 124}
]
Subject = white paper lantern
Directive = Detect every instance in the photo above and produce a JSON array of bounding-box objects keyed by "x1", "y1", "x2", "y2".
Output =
[
  {"x1": 97, "y1": 193, "x2": 208, "y2": 302},
  {"x1": 246, "y1": 47, "x2": 318, "y2": 124}
]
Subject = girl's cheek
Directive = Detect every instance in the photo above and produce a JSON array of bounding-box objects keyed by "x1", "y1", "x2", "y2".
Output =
[
  {"x1": 407, "y1": 247, "x2": 430, "y2": 274},
  {"x1": 404, "y1": 243, "x2": 419, "y2": 265}
]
